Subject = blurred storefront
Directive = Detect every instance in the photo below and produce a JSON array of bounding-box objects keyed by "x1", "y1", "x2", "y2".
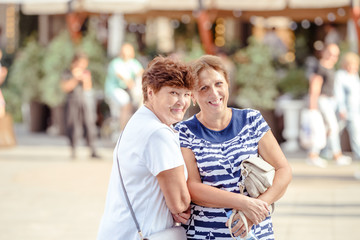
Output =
[{"x1": 0, "y1": 0, "x2": 357, "y2": 57}]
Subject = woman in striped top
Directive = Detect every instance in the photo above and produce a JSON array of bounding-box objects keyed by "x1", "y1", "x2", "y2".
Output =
[{"x1": 175, "y1": 55, "x2": 292, "y2": 239}]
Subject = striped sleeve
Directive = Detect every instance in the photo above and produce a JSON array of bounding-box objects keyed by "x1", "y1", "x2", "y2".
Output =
[
  {"x1": 248, "y1": 109, "x2": 270, "y2": 139},
  {"x1": 175, "y1": 122, "x2": 192, "y2": 149}
]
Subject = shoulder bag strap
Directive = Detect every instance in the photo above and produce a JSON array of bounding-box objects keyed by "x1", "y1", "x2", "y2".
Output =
[{"x1": 115, "y1": 133, "x2": 146, "y2": 240}]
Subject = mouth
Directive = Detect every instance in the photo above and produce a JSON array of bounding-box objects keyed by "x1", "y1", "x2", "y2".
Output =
[
  {"x1": 171, "y1": 108, "x2": 184, "y2": 114},
  {"x1": 209, "y1": 98, "x2": 222, "y2": 106}
]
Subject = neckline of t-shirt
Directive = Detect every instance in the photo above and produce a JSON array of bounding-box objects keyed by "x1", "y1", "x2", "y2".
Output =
[
  {"x1": 194, "y1": 108, "x2": 234, "y2": 134},
  {"x1": 141, "y1": 105, "x2": 177, "y2": 132}
]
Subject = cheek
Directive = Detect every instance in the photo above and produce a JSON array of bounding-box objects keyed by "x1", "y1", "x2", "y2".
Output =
[{"x1": 184, "y1": 97, "x2": 191, "y2": 107}]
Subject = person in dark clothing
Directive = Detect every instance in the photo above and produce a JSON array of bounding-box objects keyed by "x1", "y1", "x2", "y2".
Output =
[{"x1": 61, "y1": 53, "x2": 100, "y2": 159}]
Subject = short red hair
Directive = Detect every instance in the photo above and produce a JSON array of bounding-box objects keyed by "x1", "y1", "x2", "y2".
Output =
[{"x1": 142, "y1": 56, "x2": 194, "y2": 102}]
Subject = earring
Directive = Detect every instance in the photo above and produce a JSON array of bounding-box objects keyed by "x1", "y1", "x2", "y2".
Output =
[{"x1": 193, "y1": 101, "x2": 196, "y2": 107}]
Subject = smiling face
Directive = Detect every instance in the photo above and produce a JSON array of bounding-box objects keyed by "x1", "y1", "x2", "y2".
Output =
[
  {"x1": 147, "y1": 86, "x2": 191, "y2": 126},
  {"x1": 193, "y1": 68, "x2": 229, "y2": 115}
]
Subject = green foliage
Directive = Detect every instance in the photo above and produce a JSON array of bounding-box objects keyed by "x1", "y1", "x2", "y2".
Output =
[
  {"x1": 277, "y1": 67, "x2": 308, "y2": 99},
  {"x1": 3, "y1": 36, "x2": 44, "y2": 120},
  {"x1": 4, "y1": 29, "x2": 107, "y2": 120},
  {"x1": 41, "y1": 31, "x2": 74, "y2": 107},
  {"x1": 80, "y1": 30, "x2": 108, "y2": 90},
  {"x1": 41, "y1": 29, "x2": 108, "y2": 107},
  {"x1": 234, "y1": 37, "x2": 279, "y2": 110},
  {"x1": 183, "y1": 41, "x2": 204, "y2": 62},
  {"x1": 6, "y1": 36, "x2": 44, "y2": 102}
]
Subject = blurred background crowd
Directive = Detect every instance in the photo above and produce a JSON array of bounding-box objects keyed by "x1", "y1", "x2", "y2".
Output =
[{"x1": 0, "y1": 0, "x2": 359, "y2": 158}]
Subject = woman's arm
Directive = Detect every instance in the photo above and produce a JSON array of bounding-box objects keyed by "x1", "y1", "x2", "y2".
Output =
[
  {"x1": 309, "y1": 73, "x2": 323, "y2": 109},
  {"x1": 82, "y1": 70, "x2": 92, "y2": 91},
  {"x1": 181, "y1": 147, "x2": 269, "y2": 225},
  {"x1": 61, "y1": 77, "x2": 79, "y2": 93},
  {"x1": 257, "y1": 130, "x2": 292, "y2": 205},
  {"x1": 156, "y1": 165, "x2": 191, "y2": 215}
]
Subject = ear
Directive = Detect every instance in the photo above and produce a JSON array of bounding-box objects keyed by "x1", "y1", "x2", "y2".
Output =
[{"x1": 147, "y1": 87, "x2": 154, "y2": 99}]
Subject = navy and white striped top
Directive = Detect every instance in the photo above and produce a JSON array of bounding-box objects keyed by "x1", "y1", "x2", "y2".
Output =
[{"x1": 175, "y1": 108, "x2": 274, "y2": 240}]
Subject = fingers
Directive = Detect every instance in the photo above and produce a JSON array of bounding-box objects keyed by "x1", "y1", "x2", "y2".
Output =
[
  {"x1": 178, "y1": 211, "x2": 191, "y2": 221},
  {"x1": 172, "y1": 213, "x2": 187, "y2": 224},
  {"x1": 244, "y1": 198, "x2": 270, "y2": 225},
  {"x1": 172, "y1": 210, "x2": 191, "y2": 224}
]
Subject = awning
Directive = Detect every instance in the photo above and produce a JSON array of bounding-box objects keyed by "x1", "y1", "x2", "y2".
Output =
[
  {"x1": 288, "y1": 0, "x2": 351, "y2": 9},
  {"x1": 0, "y1": 0, "x2": 353, "y2": 15},
  {"x1": 80, "y1": 0, "x2": 287, "y2": 13},
  {"x1": 0, "y1": 0, "x2": 71, "y2": 14}
]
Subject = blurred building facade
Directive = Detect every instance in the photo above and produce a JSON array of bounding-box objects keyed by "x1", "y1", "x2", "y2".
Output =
[{"x1": 0, "y1": 0, "x2": 357, "y2": 57}]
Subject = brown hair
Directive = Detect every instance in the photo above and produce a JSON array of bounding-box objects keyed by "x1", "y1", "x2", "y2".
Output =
[
  {"x1": 142, "y1": 56, "x2": 194, "y2": 102},
  {"x1": 191, "y1": 55, "x2": 229, "y2": 87}
]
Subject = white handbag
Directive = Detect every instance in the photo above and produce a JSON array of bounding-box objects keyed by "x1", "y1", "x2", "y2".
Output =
[
  {"x1": 145, "y1": 225, "x2": 187, "y2": 240},
  {"x1": 227, "y1": 156, "x2": 275, "y2": 240},
  {"x1": 299, "y1": 108, "x2": 327, "y2": 150},
  {"x1": 239, "y1": 156, "x2": 275, "y2": 198}
]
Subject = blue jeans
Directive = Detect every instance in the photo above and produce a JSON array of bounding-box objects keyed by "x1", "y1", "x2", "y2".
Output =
[{"x1": 346, "y1": 116, "x2": 360, "y2": 159}]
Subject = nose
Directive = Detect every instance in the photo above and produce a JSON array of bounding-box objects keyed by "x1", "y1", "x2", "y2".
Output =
[
  {"x1": 177, "y1": 94, "x2": 189, "y2": 106},
  {"x1": 208, "y1": 86, "x2": 219, "y2": 98}
]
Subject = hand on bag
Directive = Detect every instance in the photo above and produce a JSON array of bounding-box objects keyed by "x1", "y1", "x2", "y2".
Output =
[
  {"x1": 225, "y1": 212, "x2": 253, "y2": 238},
  {"x1": 242, "y1": 197, "x2": 269, "y2": 225},
  {"x1": 172, "y1": 207, "x2": 191, "y2": 224}
]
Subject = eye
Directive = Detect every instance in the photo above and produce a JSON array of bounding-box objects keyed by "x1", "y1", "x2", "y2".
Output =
[
  {"x1": 184, "y1": 92, "x2": 191, "y2": 97},
  {"x1": 170, "y1": 91, "x2": 178, "y2": 95},
  {"x1": 216, "y1": 81, "x2": 223, "y2": 86},
  {"x1": 199, "y1": 86, "x2": 207, "y2": 91}
]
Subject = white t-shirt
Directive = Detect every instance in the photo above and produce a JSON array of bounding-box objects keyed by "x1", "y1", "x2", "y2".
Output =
[{"x1": 97, "y1": 106, "x2": 187, "y2": 240}]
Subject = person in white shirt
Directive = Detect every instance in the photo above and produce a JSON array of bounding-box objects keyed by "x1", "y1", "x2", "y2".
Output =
[
  {"x1": 97, "y1": 56, "x2": 193, "y2": 240},
  {"x1": 334, "y1": 52, "x2": 360, "y2": 160}
]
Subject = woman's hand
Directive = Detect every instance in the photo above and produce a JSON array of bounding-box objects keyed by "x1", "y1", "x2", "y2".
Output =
[
  {"x1": 226, "y1": 212, "x2": 254, "y2": 238},
  {"x1": 172, "y1": 207, "x2": 191, "y2": 224},
  {"x1": 241, "y1": 197, "x2": 269, "y2": 226}
]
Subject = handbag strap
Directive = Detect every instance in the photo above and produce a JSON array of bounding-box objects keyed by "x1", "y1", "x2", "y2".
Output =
[
  {"x1": 227, "y1": 203, "x2": 274, "y2": 240},
  {"x1": 228, "y1": 210, "x2": 249, "y2": 240},
  {"x1": 115, "y1": 134, "x2": 146, "y2": 240}
]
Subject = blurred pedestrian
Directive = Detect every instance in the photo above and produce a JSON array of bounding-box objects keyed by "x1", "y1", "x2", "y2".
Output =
[
  {"x1": 335, "y1": 52, "x2": 360, "y2": 160},
  {"x1": 324, "y1": 24, "x2": 341, "y2": 45},
  {"x1": 104, "y1": 43, "x2": 144, "y2": 132},
  {"x1": 263, "y1": 26, "x2": 287, "y2": 61},
  {"x1": 97, "y1": 56, "x2": 193, "y2": 240},
  {"x1": 0, "y1": 49, "x2": 8, "y2": 118},
  {"x1": 307, "y1": 43, "x2": 351, "y2": 167},
  {"x1": 175, "y1": 55, "x2": 292, "y2": 239},
  {"x1": 61, "y1": 52, "x2": 100, "y2": 159}
]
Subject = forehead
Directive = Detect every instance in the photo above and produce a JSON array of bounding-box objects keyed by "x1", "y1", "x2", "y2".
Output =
[
  {"x1": 158, "y1": 85, "x2": 191, "y2": 92},
  {"x1": 327, "y1": 45, "x2": 340, "y2": 55},
  {"x1": 198, "y1": 68, "x2": 225, "y2": 83}
]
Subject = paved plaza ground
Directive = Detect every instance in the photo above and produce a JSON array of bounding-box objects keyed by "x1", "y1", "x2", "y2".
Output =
[{"x1": 0, "y1": 125, "x2": 360, "y2": 240}]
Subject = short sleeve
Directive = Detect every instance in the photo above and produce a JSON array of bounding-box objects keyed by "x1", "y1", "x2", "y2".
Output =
[
  {"x1": 249, "y1": 110, "x2": 270, "y2": 139},
  {"x1": 132, "y1": 59, "x2": 144, "y2": 73},
  {"x1": 175, "y1": 122, "x2": 192, "y2": 149},
  {"x1": 144, "y1": 127, "x2": 184, "y2": 176}
]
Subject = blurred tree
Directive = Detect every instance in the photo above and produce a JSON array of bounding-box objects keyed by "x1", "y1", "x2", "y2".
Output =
[
  {"x1": 41, "y1": 29, "x2": 107, "y2": 108},
  {"x1": 41, "y1": 31, "x2": 74, "y2": 107},
  {"x1": 3, "y1": 36, "x2": 44, "y2": 121},
  {"x1": 277, "y1": 66, "x2": 308, "y2": 99},
  {"x1": 234, "y1": 36, "x2": 279, "y2": 110}
]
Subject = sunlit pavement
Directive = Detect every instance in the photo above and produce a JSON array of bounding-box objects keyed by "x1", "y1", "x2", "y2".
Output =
[{"x1": 0, "y1": 125, "x2": 359, "y2": 240}]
